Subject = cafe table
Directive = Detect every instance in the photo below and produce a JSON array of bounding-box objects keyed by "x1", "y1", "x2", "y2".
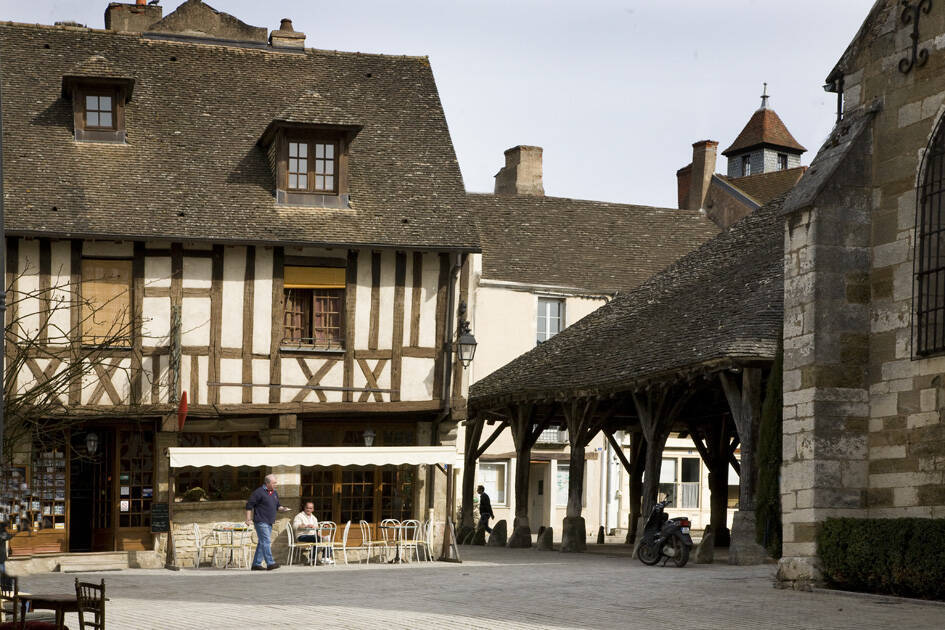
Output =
[
  {"x1": 18, "y1": 592, "x2": 77, "y2": 629},
  {"x1": 378, "y1": 522, "x2": 416, "y2": 564},
  {"x1": 211, "y1": 524, "x2": 252, "y2": 568}
]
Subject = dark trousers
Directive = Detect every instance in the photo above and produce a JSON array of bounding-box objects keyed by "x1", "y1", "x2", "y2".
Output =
[{"x1": 481, "y1": 515, "x2": 493, "y2": 533}]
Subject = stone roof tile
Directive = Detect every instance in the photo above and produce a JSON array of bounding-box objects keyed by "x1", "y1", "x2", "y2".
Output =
[{"x1": 722, "y1": 108, "x2": 807, "y2": 156}]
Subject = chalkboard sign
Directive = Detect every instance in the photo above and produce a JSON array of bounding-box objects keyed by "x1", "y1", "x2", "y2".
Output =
[{"x1": 151, "y1": 502, "x2": 170, "y2": 533}]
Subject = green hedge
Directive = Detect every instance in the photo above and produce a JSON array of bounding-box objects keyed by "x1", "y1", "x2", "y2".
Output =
[{"x1": 817, "y1": 517, "x2": 945, "y2": 600}]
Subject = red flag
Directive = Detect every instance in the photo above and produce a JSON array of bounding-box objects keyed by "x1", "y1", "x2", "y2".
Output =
[{"x1": 178, "y1": 391, "x2": 188, "y2": 431}]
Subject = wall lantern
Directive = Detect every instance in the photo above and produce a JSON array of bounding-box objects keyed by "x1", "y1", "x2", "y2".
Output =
[
  {"x1": 85, "y1": 432, "x2": 100, "y2": 455},
  {"x1": 455, "y1": 301, "x2": 478, "y2": 368},
  {"x1": 363, "y1": 428, "x2": 376, "y2": 447}
]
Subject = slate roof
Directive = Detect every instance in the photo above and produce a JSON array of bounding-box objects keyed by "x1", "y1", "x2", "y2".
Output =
[
  {"x1": 469, "y1": 194, "x2": 785, "y2": 409},
  {"x1": 723, "y1": 166, "x2": 807, "y2": 205},
  {"x1": 470, "y1": 194, "x2": 720, "y2": 293},
  {"x1": 0, "y1": 22, "x2": 478, "y2": 251},
  {"x1": 722, "y1": 107, "x2": 807, "y2": 156}
]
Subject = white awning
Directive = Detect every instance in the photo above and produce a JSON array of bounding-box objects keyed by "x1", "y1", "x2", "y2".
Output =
[{"x1": 168, "y1": 446, "x2": 456, "y2": 468}]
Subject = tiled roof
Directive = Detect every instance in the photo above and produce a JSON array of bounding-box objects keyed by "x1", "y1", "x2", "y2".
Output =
[
  {"x1": 722, "y1": 166, "x2": 807, "y2": 205},
  {"x1": 469, "y1": 195, "x2": 785, "y2": 409},
  {"x1": 470, "y1": 194, "x2": 720, "y2": 293},
  {"x1": 0, "y1": 22, "x2": 478, "y2": 251},
  {"x1": 722, "y1": 108, "x2": 807, "y2": 156}
]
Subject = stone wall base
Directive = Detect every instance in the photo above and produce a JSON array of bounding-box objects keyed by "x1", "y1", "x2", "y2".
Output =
[
  {"x1": 728, "y1": 510, "x2": 769, "y2": 565},
  {"x1": 776, "y1": 556, "x2": 823, "y2": 591},
  {"x1": 508, "y1": 517, "x2": 532, "y2": 548}
]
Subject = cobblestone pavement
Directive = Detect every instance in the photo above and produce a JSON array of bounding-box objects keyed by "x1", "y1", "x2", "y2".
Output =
[{"x1": 15, "y1": 547, "x2": 944, "y2": 629}]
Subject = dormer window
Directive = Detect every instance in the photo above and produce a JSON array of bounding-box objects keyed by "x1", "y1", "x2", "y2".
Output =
[
  {"x1": 287, "y1": 140, "x2": 338, "y2": 193},
  {"x1": 84, "y1": 92, "x2": 116, "y2": 129}
]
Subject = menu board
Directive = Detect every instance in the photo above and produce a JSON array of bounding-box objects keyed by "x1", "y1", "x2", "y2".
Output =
[{"x1": 151, "y1": 502, "x2": 170, "y2": 533}]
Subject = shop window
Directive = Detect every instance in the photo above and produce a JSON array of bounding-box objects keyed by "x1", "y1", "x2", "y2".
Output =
[
  {"x1": 479, "y1": 461, "x2": 507, "y2": 505},
  {"x1": 81, "y1": 258, "x2": 132, "y2": 346},
  {"x1": 175, "y1": 433, "x2": 265, "y2": 500}
]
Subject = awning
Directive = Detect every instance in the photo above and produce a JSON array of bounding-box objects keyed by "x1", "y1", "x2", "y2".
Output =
[{"x1": 168, "y1": 446, "x2": 456, "y2": 468}]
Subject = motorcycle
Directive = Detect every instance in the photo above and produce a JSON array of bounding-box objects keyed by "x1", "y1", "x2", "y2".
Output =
[{"x1": 637, "y1": 498, "x2": 692, "y2": 567}]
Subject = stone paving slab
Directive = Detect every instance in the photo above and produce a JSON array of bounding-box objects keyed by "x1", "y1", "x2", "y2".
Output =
[{"x1": 12, "y1": 547, "x2": 944, "y2": 629}]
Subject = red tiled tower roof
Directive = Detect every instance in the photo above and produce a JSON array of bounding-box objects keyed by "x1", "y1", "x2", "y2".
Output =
[{"x1": 722, "y1": 107, "x2": 807, "y2": 156}]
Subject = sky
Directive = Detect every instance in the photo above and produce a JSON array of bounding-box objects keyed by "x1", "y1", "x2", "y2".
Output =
[{"x1": 0, "y1": 0, "x2": 875, "y2": 208}]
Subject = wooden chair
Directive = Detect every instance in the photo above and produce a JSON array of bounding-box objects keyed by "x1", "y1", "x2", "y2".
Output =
[{"x1": 74, "y1": 578, "x2": 105, "y2": 630}]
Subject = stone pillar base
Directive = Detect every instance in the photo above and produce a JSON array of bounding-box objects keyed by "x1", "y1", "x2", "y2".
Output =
[
  {"x1": 455, "y1": 524, "x2": 476, "y2": 545},
  {"x1": 507, "y1": 517, "x2": 532, "y2": 548},
  {"x1": 537, "y1": 527, "x2": 554, "y2": 550},
  {"x1": 776, "y1": 556, "x2": 823, "y2": 591},
  {"x1": 487, "y1": 520, "x2": 508, "y2": 546},
  {"x1": 694, "y1": 524, "x2": 715, "y2": 564},
  {"x1": 728, "y1": 510, "x2": 769, "y2": 565},
  {"x1": 560, "y1": 516, "x2": 586, "y2": 553}
]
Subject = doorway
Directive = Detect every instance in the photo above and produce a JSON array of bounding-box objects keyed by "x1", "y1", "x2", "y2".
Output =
[{"x1": 69, "y1": 430, "x2": 113, "y2": 552}]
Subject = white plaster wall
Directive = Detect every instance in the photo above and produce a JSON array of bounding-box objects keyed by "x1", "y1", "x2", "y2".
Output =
[
  {"x1": 400, "y1": 357, "x2": 435, "y2": 400},
  {"x1": 378, "y1": 250, "x2": 395, "y2": 350},
  {"x1": 180, "y1": 297, "x2": 211, "y2": 346},
  {"x1": 145, "y1": 256, "x2": 171, "y2": 288},
  {"x1": 418, "y1": 253, "x2": 439, "y2": 347},
  {"x1": 251, "y1": 359, "x2": 269, "y2": 404},
  {"x1": 252, "y1": 248, "x2": 273, "y2": 355},
  {"x1": 469, "y1": 286, "x2": 534, "y2": 382},
  {"x1": 221, "y1": 247, "x2": 245, "y2": 349},
  {"x1": 48, "y1": 240, "x2": 72, "y2": 345},
  {"x1": 354, "y1": 250, "x2": 373, "y2": 349},
  {"x1": 17, "y1": 240, "x2": 40, "y2": 340},
  {"x1": 219, "y1": 358, "x2": 242, "y2": 404},
  {"x1": 141, "y1": 297, "x2": 170, "y2": 345},
  {"x1": 141, "y1": 356, "x2": 154, "y2": 405},
  {"x1": 197, "y1": 355, "x2": 209, "y2": 404},
  {"x1": 322, "y1": 360, "x2": 344, "y2": 403},
  {"x1": 179, "y1": 355, "x2": 191, "y2": 404},
  {"x1": 182, "y1": 256, "x2": 211, "y2": 289}
]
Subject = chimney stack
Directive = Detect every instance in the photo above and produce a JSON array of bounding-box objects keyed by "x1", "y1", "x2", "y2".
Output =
[
  {"x1": 269, "y1": 18, "x2": 306, "y2": 49},
  {"x1": 686, "y1": 140, "x2": 718, "y2": 211},
  {"x1": 105, "y1": 2, "x2": 163, "y2": 32},
  {"x1": 494, "y1": 146, "x2": 544, "y2": 196}
]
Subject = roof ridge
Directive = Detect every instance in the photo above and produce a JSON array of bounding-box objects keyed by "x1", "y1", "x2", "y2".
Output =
[
  {"x1": 0, "y1": 21, "x2": 432, "y2": 61},
  {"x1": 470, "y1": 192, "x2": 699, "y2": 214}
]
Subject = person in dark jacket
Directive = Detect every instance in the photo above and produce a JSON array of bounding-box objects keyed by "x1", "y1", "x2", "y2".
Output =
[
  {"x1": 245, "y1": 474, "x2": 290, "y2": 570},
  {"x1": 477, "y1": 485, "x2": 494, "y2": 533}
]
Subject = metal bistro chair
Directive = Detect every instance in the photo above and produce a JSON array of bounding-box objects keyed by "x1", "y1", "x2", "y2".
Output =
[
  {"x1": 379, "y1": 518, "x2": 401, "y2": 560},
  {"x1": 191, "y1": 523, "x2": 224, "y2": 568},
  {"x1": 314, "y1": 521, "x2": 337, "y2": 565},
  {"x1": 74, "y1": 578, "x2": 105, "y2": 630},
  {"x1": 400, "y1": 519, "x2": 423, "y2": 563},
  {"x1": 285, "y1": 522, "x2": 317, "y2": 566},
  {"x1": 335, "y1": 521, "x2": 367, "y2": 565},
  {"x1": 359, "y1": 520, "x2": 388, "y2": 564},
  {"x1": 210, "y1": 523, "x2": 247, "y2": 568},
  {"x1": 419, "y1": 520, "x2": 435, "y2": 562}
]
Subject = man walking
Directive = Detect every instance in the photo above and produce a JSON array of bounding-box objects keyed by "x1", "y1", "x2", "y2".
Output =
[
  {"x1": 245, "y1": 474, "x2": 290, "y2": 570},
  {"x1": 477, "y1": 485, "x2": 494, "y2": 533}
]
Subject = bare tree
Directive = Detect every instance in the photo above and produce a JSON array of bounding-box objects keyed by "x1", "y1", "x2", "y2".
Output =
[{"x1": 2, "y1": 265, "x2": 157, "y2": 468}]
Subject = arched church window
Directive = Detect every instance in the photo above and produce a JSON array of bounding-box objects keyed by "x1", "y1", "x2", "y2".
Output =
[{"x1": 915, "y1": 117, "x2": 945, "y2": 356}]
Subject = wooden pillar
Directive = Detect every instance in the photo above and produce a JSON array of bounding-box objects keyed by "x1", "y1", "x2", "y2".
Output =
[
  {"x1": 560, "y1": 398, "x2": 609, "y2": 553},
  {"x1": 688, "y1": 415, "x2": 738, "y2": 547},
  {"x1": 508, "y1": 403, "x2": 549, "y2": 548},
  {"x1": 458, "y1": 415, "x2": 508, "y2": 543},
  {"x1": 719, "y1": 367, "x2": 768, "y2": 564}
]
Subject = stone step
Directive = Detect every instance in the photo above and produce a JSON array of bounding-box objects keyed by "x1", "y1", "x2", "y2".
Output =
[{"x1": 58, "y1": 552, "x2": 130, "y2": 573}]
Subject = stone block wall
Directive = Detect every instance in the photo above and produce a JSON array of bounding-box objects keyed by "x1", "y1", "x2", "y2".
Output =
[{"x1": 779, "y1": 0, "x2": 945, "y2": 586}]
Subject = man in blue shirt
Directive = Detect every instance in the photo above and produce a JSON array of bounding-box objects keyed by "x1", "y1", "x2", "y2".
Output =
[{"x1": 245, "y1": 474, "x2": 290, "y2": 570}]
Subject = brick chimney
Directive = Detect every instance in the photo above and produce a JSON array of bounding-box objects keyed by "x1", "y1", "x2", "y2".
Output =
[
  {"x1": 685, "y1": 140, "x2": 718, "y2": 211},
  {"x1": 269, "y1": 18, "x2": 306, "y2": 49},
  {"x1": 494, "y1": 146, "x2": 544, "y2": 196},
  {"x1": 104, "y1": 2, "x2": 163, "y2": 32}
]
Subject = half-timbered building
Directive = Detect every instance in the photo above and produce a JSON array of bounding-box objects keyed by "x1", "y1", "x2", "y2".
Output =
[{"x1": 0, "y1": 0, "x2": 477, "y2": 563}]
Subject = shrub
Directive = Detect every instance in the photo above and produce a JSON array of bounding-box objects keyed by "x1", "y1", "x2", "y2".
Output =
[
  {"x1": 181, "y1": 487, "x2": 208, "y2": 502},
  {"x1": 817, "y1": 517, "x2": 945, "y2": 600}
]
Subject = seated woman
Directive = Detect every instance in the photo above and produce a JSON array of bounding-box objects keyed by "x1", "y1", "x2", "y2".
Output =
[{"x1": 293, "y1": 501, "x2": 332, "y2": 565}]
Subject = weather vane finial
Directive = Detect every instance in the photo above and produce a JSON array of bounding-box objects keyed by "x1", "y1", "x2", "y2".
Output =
[{"x1": 760, "y1": 82, "x2": 769, "y2": 110}]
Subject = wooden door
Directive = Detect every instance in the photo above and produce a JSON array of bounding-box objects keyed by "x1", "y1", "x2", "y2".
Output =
[{"x1": 114, "y1": 429, "x2": 154, "y2": 550}]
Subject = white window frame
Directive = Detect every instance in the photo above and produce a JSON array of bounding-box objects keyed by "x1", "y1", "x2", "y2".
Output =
[
  {"x1": 477, "y1": 460, "x2": 509, "y2": 506},
  {"x1": 537, "y1": 297, "x2": 565, "y2": 345},
  {"x1": 554, "y1": 461, "x2": 587, "y2": 507}
]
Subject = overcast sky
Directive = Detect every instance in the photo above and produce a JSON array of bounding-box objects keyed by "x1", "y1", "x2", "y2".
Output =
[{"x1": 1, "y1": 0, "x2": 874, "y2": 208}]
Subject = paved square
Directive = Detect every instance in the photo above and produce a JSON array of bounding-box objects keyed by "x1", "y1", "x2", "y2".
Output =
[{"x1": 13, "y1": 547, "x2": 944, "y2": 629}]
